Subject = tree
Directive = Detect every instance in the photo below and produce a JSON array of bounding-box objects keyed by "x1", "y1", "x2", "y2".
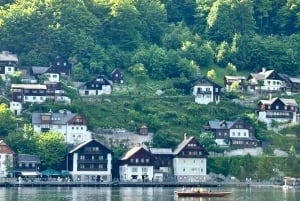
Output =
[
  {"x1": 37, "y1": 132, "x2": 67, "y2": 169},
  {"x1": 226, "y1": 62, "x2": 237, "y2": 75},
  {"x1": 207, "y1": 69, "x2": 216, "y2": 80},
  {"x1": 0, "y1": 103, "x2": 16, "y2": 137}
]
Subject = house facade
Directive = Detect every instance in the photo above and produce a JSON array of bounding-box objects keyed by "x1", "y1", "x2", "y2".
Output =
[
  {"x1": 15, "y1": 154, "x2": 41, "y2": 177},
  {"x1": 247, "y1": 69, "x2": 286, "y2": 93},
  {"x1": 78, "y1": 75, "x2": 112, "y2": 96},
  {"x1": 0, "y1": 51, "x2": 18, "y2": 78},
  {"x1": 204, "y1": 119, "x2": 259, "y2": 148},
  {"x1": 150, "y1": 148, "x2": 173, "y2": 182},
  {"x1": 224, "y1": 75, "x2": 246, "y2": 91},
  {"x1": 50, "y1": 56, "x2": 72, "y2": 77},
  {"x1": 191, "y1": 76, "x2": 222, "y2": 104},
  {"x1": 31, "y1": 110, "x2": 92, "y2": 145},
  {"x1": 258, "y1": 97, "x2": 299, "y2": 126},
  {"x1": 68, "y1": 139, "x2": 113, "y2": 182},
  {"x1": 173, "y1": 135, "x2": 209, "y2": 182},
  {"x1": 110, "y1": 68, "x2": 124, "y2": 84},
  {"x1": 119, "y1": 147, "x2": 154, "y2": 182},
  {"x1": 32, "y1": 66, "x2": 60, "y2": 83},
  {"x1": 45, "y1": 82, "x2": 71, "y2": 103},
  {"x1": 0, "y1": 140, "x2": 14, "y2": 177}
]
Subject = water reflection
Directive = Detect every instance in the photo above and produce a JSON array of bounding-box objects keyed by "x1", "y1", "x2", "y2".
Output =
[{"x1": 0, "y1": 186, "x2": 299, "y2": 201}]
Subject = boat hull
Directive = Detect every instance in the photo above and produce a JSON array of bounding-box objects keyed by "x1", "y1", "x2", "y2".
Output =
[{"x1": 175, "y1": 191, "x2": 231, "y2": 197}]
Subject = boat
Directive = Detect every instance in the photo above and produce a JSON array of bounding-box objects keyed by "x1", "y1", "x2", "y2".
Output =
[{"x1": 175, "y1": 189, "x2": 231, "y2": 197}]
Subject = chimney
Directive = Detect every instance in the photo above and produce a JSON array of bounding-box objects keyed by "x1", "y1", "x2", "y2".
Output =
[
  {"x1": 262, "y1": 67, "x2": 266, "y2": 73},
  {"x1": 184, "y1": 133, "x2": 187, "y2": 140}
]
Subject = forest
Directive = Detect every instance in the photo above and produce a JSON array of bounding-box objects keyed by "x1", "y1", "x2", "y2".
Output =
[
  {"x1": 0, "y1": 0, "x2": 300, "y2": 82},
  {"x1": 1, "y1": 0, "x2": 300, "y2": 179}
]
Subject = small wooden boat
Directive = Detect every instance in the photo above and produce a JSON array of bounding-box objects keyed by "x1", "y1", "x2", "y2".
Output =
[{"x1": 175, "y1": 189, "x2": 231, "y2": 197}]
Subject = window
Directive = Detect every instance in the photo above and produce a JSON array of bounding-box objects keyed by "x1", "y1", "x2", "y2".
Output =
[
  {"x1": 276, "y1": 105, "x2": 279, "y2": 110},
  {"x1": 135, "y1": 158, "x2": 139, "y2": 163},
  {"x1": 142, "y1": 168, "x2": 148, "y2": 172},
  {"x1": 33, "y1": 96, "x2": 36, "y2": 100},
  {"x1": 132, "y1": 167, "x2": 137, "y2": 172},
  {"x1": 146, "y1": 158, "x2": 149, "y2": 163}
]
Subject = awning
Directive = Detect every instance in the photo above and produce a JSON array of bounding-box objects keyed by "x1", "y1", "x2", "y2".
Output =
[{"x1": 21, "y1": 171, "x2": 41, "y2": 176}]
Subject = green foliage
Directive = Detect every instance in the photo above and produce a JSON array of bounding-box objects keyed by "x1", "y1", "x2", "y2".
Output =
[{"x1": 0, "y1": 103, "x2": 17, "y2": 137}]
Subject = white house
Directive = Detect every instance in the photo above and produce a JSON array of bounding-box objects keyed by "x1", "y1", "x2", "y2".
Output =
[
  {"x1": 78, "y1": 75, "x2": 112, "y2": 96},
  {"x1": 68, "y1": 139, "x2": 113, "y2": 182},
  {"x1": 191, "y1": 76, "x2": 222, "y2": 104},
  {"x1": 173, "y1": 135, "x2": 209, "y2": 182},
  {"x1": 119, "y1": 147, "x2": 154, "y2": 182},
  {"x1": 0, "y1": 140, "x2": 14, "y2": 178},
  {"x1": 31, "y1": 110, "x2": 92, "y2": 145},
  {"x1": 247, "y1": 69, "x2": 286, "y2": 93},
  {"x1": 258, "y1": 97, "x2": 299, "y2": 127},
  {"x1": 0, "y1": 51, "x2": 18, "y2": 78},
  {"x1": 32, "y1": 66, "x2": 60, "y2": 83}
]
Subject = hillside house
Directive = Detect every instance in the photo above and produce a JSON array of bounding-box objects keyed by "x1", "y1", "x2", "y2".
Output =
[
  {"x1": 224, "y1": 75, "x2": 246, "y2": 91},
  {"x1": 258, "y1": 97, "x2": 299, "y2": 126},
  {"x1": 0, "y1": 140, "x2": 14, "y2": 178},
  {"x1": 50, "y1": 56, "x2": 72, "y2": 77},
  {"x1": 32, "y1": 66, "x2": 60, "y2": 83},
  {"x1": 119, "y1": 147, "x2": 154, "y2": 182},
  {"x1": 78, "y1": 75, "x2": 112, "y2": 96},
  {"x1": 191, "y1": 76, "x2": 222, "y2": 104},
  {"x1": 31, "y1": 110, "x2": 92, "y2": 145},
  {"x1": 0, "y1": 51, "x2": 18, "y2": 79},
  {"x1": 173, "y1": 135, "x2": 209, "y2": 182},
  {"x1": 204, "y1": 119, "x2": 259, "y2": 148},
  {"x1": 110, "y1": 68, "x2": 124, "y2": 84},
  {"x1": 68, "y1": 139, "x2": 113, "y2": 182},
  {"x1": 247, "y1": 69, "x2": 286, "y2": 93}
]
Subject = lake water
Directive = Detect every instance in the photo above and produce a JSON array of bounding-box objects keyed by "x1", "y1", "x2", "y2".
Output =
[{"x1": 0, "y1": 186, "x2": 298, "y2": 201}]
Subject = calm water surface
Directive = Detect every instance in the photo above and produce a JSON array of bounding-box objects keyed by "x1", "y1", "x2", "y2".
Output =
[{"x1": 0, "y1": 186, "x2": 298, "y2": 201}]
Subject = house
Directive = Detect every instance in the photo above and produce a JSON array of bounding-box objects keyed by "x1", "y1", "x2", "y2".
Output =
[
  {"x1": 173, "y1": 134, "x2": 209, "y2": 182},
  {"x1": 78, "y1": 75, "x2": 112, "y2": 96},
  {"x1": 0, "y1": 140, "x2": 15, "y2": 177},
  {"x1": 149, "y1": 148, "x2": 173, "y2": 182},
  {"x1": 191, "y1": 76, "x2": 222, "y2": 104},
  {"x1": 31, "y1": 110, "x2": 92, "y2": 145},
  {"x1": 204, "y1": 119, "x2": 259, "y2": 148},
  {"x1": 139, "y1": 124, "x2": 148, "y2": 136},
  {"x1": 119, "y1": 147, "x2": 154, "y2": 182},
  {"x1": 224, "y1": 75, "x2": 246, "y2": 91},
  {"x1": 50, "y1": 56, "x2": 72, "y2": 77},
  {"x1": 0, "y1": 51, "x2": 18, "y2": 79},
  {"x1": 10, "y1": 84, "x2": 47, "y2": 115},
  {"x1": 110, "y1": 68, "x2": 124, "y2": 84},
  {"x1": 15, "y1": 154, "x2": 41, "y2": 177},
  {"x1": 257, "y1": 97, "x2": 299, "y2": 126},
  {"x1": 247, "y1": 68, "x2": 286, "y2": 93},
  {"x1": 68, "y1": 139, "x2": 113, "y2": 182},
  {"x1": 19, "y1": 66, "x2": 38, "y2": 84},
  {"x1": 45, "y1": 81, "x2": 71, "y2": 103},
  {"x1": 32, "y1": 66, "x2": 60, "y2": 83}
]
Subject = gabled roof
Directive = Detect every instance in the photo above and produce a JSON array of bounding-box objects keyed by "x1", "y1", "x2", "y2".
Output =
[
  {"x1": 31, "y1": 112, "x2": 79, "y2": 125},
  {"x1": 0, "y1": 51, "x2": 18, "y2": 62},
  {"x1": 289, "y1": 77, "x2": 300, "y2": 83},
  {"x1": 208, "y1": 120, "x2": 235, "y2": 129},
  {"x1": 17, "y1": 154, "x2": 40, "y2": 163},
  {"x1": 78, "y1": 75, "x2": 112, "y2": 89},
  {"x1": 191, "y1": 76, "x2": 222, "y2": 88},
  {"x1": 32, "y1": 66, "x2": 50, "y2": 75},
  {"x1": 0, "y1": 140, "x2": 15, "y2": 154},
  {"x1": 258, "y1": 97, "x2": 297, "y2": 106},
  {"x1": 69, "y1": 139, "x2": 112, "y2": 154},
  {"x1": 173, "y1": 136, "x2": 199, "y2": 155},
  {"x1": 121, "y1": 147, "x2": 148, "y2": 160}
]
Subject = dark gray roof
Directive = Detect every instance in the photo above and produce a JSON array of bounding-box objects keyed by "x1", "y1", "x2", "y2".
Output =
[
  {"x1": 69, "y1": 139, "x2": 112, "y2": 154},
  {"x1": 32, "y1": 66, "x2": 50, "y2": 75},
  {"x1": 150, "y1": 148, "x2": 172, "y2": 155},
  {"x1": 17, "y1": 154, "x2": 40, "y2": 163},
  {"x1": 289, "y1": 77, "x2": 300, "y2": 83},
  {"x1": 208, "y1": 120, "x2": 235, "y2": 129},
  {"x1": 31, "y1": 112, "x2": 78, "y2": 125}
]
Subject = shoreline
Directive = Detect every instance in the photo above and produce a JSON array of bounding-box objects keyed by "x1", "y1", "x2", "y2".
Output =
[{"x1": 0, "y1": 181, "x2": 281, "y2": 188}]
